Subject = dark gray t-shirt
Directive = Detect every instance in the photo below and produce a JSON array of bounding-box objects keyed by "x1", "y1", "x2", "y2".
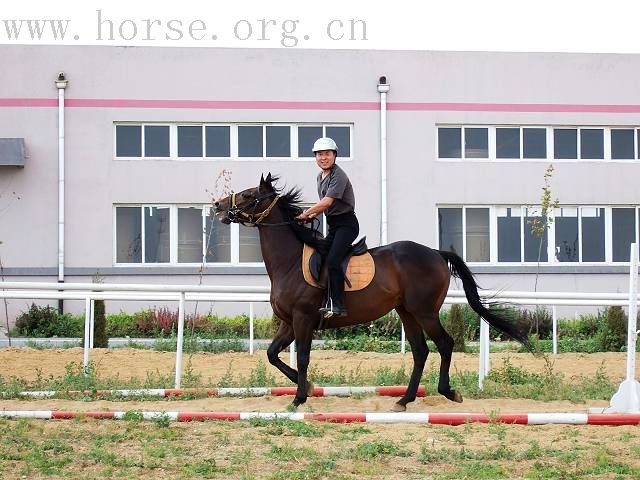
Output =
[{"x1": 317, "y1": 164, "x2": 355, "y2": 216}]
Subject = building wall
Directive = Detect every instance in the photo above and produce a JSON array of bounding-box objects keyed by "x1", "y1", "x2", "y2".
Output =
[{"x1": 1, "y1": 46, "x2": 640, "y2": 321}]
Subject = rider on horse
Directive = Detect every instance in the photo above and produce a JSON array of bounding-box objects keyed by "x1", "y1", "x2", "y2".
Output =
[{"x1": 295, "y1": 137, "x2": 359, "y2": 319}]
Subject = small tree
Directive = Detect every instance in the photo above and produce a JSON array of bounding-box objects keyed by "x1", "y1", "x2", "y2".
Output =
[
  {"x1": 448, "y1": 304, "x2": 467, "y2": 352},
  {"x1": 528, "y1": 165, "x2": 560, "y2": 334},
  {"x1": 92, "y1": 272, "x2": 108, "y2": 348}
]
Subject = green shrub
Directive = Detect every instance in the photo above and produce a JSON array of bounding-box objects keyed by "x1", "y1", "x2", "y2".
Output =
[
  {"x1": 560, "y1": 314, "x2": 600, "y2": 339},
  {"x1": 14, "y1": 303, "x2": 83, "y2": 337},
  {"x1": 596, "y1": 306, "x2": 627, "y2": 352},
  {"x1": 522, "y1": 306, "x2": 553, "y2": 339},
  {"x1": 93, "y1": 300, "x2": 108, "y2": 348},
  {"x1": 106, "y1": 312, "x2": 137, "y2": 337}
]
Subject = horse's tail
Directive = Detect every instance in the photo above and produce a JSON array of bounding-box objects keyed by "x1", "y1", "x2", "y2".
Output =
[{"x1": 438, "y1": 249, "x2": 532, "y2": 349}]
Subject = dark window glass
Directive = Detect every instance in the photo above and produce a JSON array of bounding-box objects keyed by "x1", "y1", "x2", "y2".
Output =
[
  {"x1": 438, "y1": 128, "x2": 461, "y2": 158},
  {"x1": 464, "y1": 128, "x2": 488, "y2": 158},
  {"x1": 438, "y1": 208, "x2": 463, "y2": 255},
  {"x1": 298, "y1": 126, "x2": 323, "y2": 157},
  {"x1": 266, "y1": 126, "x2": 290, "y2": 157},
  {"x1": 116, "y1": 125, "x2": 141, "y2": 157},
  {"x1": 116, "y1": 207, "x2": 141, "y2": 263},
  {"x1": 205, "y1": 214, "x2": 231, "y2": 262},
  {"x1": 178, "y1": 207, "x2": 203, "y2": 263},
  {"x1": 326, "y1": 126, "x2": 351, "y2": 157},
  {"x1": 524, "y1": 208, "x2": 548, "y2": 262},
  {"x1": 466, "y1": 208, "x2": 490, "y2": 261},
  {"x1": 205, "y1": 126, "x2": 231, "y2": 157},
  {"x1": 144, "y1": 125, "x2": 170, "y2": 157},
  {"x1": 497, "y1": 207, "x2": 521, "y2": 262},
  {"x1": 238, "y1": 126, "x2": 263, "y2": 157},
  {"x1": 580, "y1": 129, "x2": 604, "y2": 159},
  {"x1": 581, "y1": 208, "x2": 605, "y2": 262},
  {"x1": 239, "y1": 225, "x2": 263, "y2": 262},
  {"x1": 178, "y1": 126, "x2": 203, "y2": 157},
  {"x1": 612, "y1": 208, "x2": 636, "y2": 261},
  {"x1": 611, "y1": 129, "x2": 635, "y2": 160},
  {"x1": 554, "y1": 129, "x2": 577, "y2": 159},
  {"x1": 523, "y1": 128, "x2": 547, "y2": 159},
  {"x1": 554, "y1": 208, "x2": 579, "y2": 262},
  {"x1": 496, "y1": 128, "x2": 520, "y2": 158},
  {"x1": 144, "y1": 206, "x2": 170, "y2": 263}
]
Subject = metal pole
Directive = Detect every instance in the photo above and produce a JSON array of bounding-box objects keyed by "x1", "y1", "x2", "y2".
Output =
[
  {"x1": 626, "y1": 244, "x2": 638, "y2": 382},
  {"x1": 289, "y1": 341, "x2": 296, "y2": 368},
  {"x1": 479, "y1": 319, "x2": 490, "y2": 390},
  {"x1": 400, "y1": 324, "x2": 406, "y2": 354},
  {"x1": 89, "y1": 299, "x2": 95, "y2": 349},
  {"x1": 83, "y1": 297, "x2": 90, "y2": 375},
  {"x1": 249, "y1": 302, "x2": 254, "y2": 355},
  {"x1": 552, "y1": 305, "x2": 557, "y2": 355},
  {"x1": 174, "y1": 292, "x2": 185, "y2": 389}
]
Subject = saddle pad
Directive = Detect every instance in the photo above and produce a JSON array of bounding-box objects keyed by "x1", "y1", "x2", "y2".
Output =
[{"x1": 302, "y1": 244, "x2": 375, "y2": 291}]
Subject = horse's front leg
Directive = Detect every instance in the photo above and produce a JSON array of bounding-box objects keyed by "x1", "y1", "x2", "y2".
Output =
[{"x1": 291, "y1": 314, "x2": 315, "y2": 408}]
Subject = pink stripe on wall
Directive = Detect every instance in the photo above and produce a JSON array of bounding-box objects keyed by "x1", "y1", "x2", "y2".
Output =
[{"x1": 2, "y1": 98, "x2": 640, "y2": 113}]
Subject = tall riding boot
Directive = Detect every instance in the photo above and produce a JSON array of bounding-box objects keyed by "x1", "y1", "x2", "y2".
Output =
[{"x1": 319, "y1": 268, "x2": 347, "y2": 318}]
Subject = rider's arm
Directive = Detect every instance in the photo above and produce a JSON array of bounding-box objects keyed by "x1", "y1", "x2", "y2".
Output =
[{"x1": 297, "y1": 196, "x2": 334, "y2": 220}]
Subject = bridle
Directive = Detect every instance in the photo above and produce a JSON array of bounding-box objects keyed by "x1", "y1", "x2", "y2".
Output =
[{"x1": 227, "y1": 190, "x2": 282, "y2": 227}]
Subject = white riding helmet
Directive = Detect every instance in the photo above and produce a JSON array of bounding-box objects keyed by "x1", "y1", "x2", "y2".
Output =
[{"x1": 312, "y1": 137, "x2": 338, "y2": 153}]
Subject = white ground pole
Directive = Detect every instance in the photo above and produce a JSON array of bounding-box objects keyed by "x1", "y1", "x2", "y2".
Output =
[
  {"x1": 174, "y1": 292, "x2": 185, "y2": 389},
  {"x1": 89, "y1": 299, "x2": 94, "y2": 349},
  {"x1": 478, "y1": 319, "x2": 490, "y2": 389},
  {"x1": 607, "y1": 243, "x2": 640, "y2": 413},
  {"x1": 552, "y1": 305, "x2": 558, "y2": 355},
  {"x1": 401, "y1": 325, "x2": 406, "y2": 354},
  {"x1": 249, "y1": 302, "x2": 254, "y2": 355}
]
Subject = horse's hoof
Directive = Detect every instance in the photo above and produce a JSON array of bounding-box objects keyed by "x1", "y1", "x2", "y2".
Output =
[
  {"x1": 453, "y1": 390, "x2": 463, "y2": 403},
  {"x1": 391, "y1": 402, "x2": 406, "y2": 412},
  {"x1": 307, "y1": 381, "x2": 315, "y2": 396}
]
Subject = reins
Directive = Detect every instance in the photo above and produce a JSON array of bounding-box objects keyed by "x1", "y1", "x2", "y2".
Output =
[{"x1": 227, "y1": 191, "x2": 319, "y2": 229}]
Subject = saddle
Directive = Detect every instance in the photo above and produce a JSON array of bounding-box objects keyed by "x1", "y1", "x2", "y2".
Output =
[{"x1": 302, "y1": 237, "x2": 375, "y2": 291}]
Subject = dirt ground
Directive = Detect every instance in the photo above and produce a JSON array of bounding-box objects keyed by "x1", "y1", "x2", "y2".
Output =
[{"x1": 0, "y1": 348, "x2": 636, "y2": 414}]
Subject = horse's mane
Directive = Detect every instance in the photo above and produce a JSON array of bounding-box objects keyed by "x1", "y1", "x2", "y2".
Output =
[{"x1": 267, "y1": 175, "x2": 328, "y2": 253}]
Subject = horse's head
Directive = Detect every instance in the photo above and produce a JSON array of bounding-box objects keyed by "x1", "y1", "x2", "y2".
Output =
[{"x1": 213, "y1": 173, "x2": 279, "y2": 226}]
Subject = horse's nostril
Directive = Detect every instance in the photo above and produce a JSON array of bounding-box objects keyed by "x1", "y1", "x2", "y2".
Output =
[{"x1": 214, "y1": 201, "x2": 220, "y2": 208}]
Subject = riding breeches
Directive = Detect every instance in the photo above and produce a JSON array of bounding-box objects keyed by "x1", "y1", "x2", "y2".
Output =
[{"x1": 325, "y1": 212, "x2": 359, "y2": 304}]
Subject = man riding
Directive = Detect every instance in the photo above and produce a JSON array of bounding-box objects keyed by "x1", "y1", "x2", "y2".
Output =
[{"x1": 296, "y1": 137, "x2": 359, "y2": 318}]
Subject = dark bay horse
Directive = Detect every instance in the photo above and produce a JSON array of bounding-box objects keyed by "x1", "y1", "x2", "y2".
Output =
[{"x1": 214, "y1": 174, "x2": 530, "y2": 411}]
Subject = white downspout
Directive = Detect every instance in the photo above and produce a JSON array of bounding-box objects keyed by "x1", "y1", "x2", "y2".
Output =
[
  {"x1": 55, "y1": 73, "x2": 68, "y2": 312},
  {"x1": 377, "y1": 76, "x2": 390, "y2": 246}
]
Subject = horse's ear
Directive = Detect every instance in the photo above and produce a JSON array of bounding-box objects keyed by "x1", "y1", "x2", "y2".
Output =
[
  {"x1": 260, "y1": 173, "x2": 265, "y2": 185},
  {"x1": 266, "y1": 172, "x2": 272, "y2": 184}
]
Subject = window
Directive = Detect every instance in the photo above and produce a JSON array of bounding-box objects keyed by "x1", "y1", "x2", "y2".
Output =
[
  {"x1": 438, "y1": 208, "x2": 462, "y2": 254},
  {"x1": 115, "y1": 207, "x2": 141, "y2": 263},
  {"x1": 465, "y1": 208, "x2": 490, "y2": 262},
  {"x1": 465, "y1": 128, "x2": 488, "y2": 158},
  {"x1": 205, "y1": 214, "x2": 231, "y2": 262},
  {"x1": 554, "y1": 128, "x2": 577, "y2": 159},
  {"x1": 438, "y1": 128, "x2": 462, "y2": 158},
  {"x1": 144, "y1": 206, "x2": 170, "y2": 263},
  {"x1": 239, "y1": 225, "x2": 263, "y2": 262},
  {"x1": 497, "y1": 207, "x2": 521, "y2": 262},
  {"x1": 115, "y1": 123, "x2": 351, "y2": 160},
  {"x1": 580, "y1": 128, "x2": 604, "y2": 159},
  {"x1": 524, "y1": 207, "x2": 548, "y2": 262},
  {"x1": 496, "y1": 128, "x2": 520, "y2": 158},
  {"x1": 611, "y1": 129, "x2": 635, "y2": 160},
  {"x1": 581, "y1": 207, "x2": 605, "y2": 262},
  {"x1": 178, "y1": 207, "x2": 204, "y2": 263},
  {"x1": 523, "y1": 128, "x2": 547, "y2": 159},
  {"x1": 554, "y1": 208, "x2": 578, "y2": 262},
  {"x1": 178, "y1": 126, "x2": 203, "y2": 157},
  {"x1": 612, "y1": 208, "x2": 636, "y2": 262}
]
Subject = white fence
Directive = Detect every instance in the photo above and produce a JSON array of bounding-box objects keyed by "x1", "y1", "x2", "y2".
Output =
[{"x1": 0, "y1": 246, "x2": 638, "y2": 410}]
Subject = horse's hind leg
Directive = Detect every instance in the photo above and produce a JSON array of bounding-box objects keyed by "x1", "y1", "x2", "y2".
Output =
[
  {"x1": 393, "y1": 307, "x2": 429, "y2": 412},
  {"x1": 266, "y1": 320, "x2": 298, "y2": 384},
  {"x1": 419, "y1": 315, "x2": 462, "y2": 403}
]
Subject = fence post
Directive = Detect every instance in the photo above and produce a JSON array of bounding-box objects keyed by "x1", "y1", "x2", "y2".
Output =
[
  {"x1": 174, "y1": 292, "x2": 185, "y2": 389},
  {"x1": 552, "y1": 305, "x2": 557, "y2": 355},
  {"x1": 83, "y1": 297, "x2": 90, "y2": 375},
  {"x1": 607, "y1": 243, "x2": 640, "y2": 413},
  {"x1": 89, "y1": 299, "x2": 95, "y2": 349},
  {"x1": 289, "y1": 341, "x2": 296, "y2": 368},
  {"x1": 401, "y1": 324, "x2": 406, "y2": 354},
  {"x1": 249, "y1": 302, "x2": 254, "y2": 355},
  {"x1": 478, "y1": 318, "x2": 490, "y2": 389}
]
